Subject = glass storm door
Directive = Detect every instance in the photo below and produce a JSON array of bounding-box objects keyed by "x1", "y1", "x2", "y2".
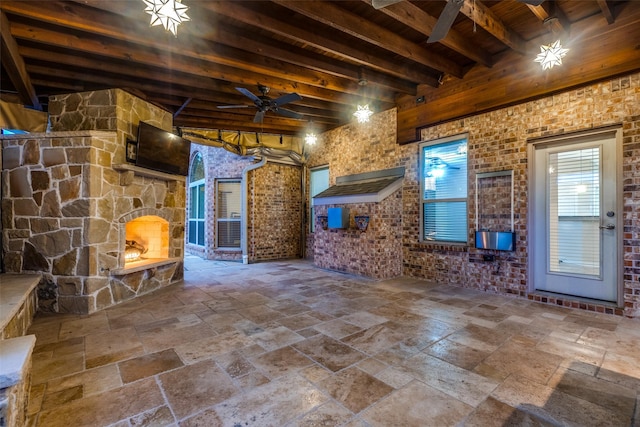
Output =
[{"x1": 532, "y1": 131, "x2": 619, "y2": 302}]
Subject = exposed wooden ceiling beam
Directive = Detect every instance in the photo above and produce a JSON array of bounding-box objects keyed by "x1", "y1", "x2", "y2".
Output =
[
  {"x1": 67, "y1": 0, "x2": 417, "y2": 96},
  {"x1": 459, "y1": 0, "x2": 528, "y2": 54},
  {"x1": 10, "y1": 22, "x2": 392, "y2": 109},
  {"x1": 199, "y1": 1, "x2": 440, "y2": 88},
  {"x1": 597, "y1": 0, "x2": 615, "y2": 24},
  {"x1": 526, "y1": 1, "x2": 570, "y2": 35},
  {"x1": 366, "y1": 0, "x2": 493, "y2": 67},
  {"x1": 19, "y1": 44, "x2": 351, "y2": 120},
  {"x1": 0, "y1": 11, "x2": 41, "y2": 110},
  {"x1": 273, "y1": 0, "x2": 464, "y2": 78},
  {"x1": 3, "y1": 1, "x2": 396, "y2": 105}
]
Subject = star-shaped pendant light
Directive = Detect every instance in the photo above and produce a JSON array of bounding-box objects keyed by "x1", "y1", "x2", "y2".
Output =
[
  {"x1": 143, "y1": 0, "x2": 190, "y2": 36},
  {"x1": 534, "y1": 40, "x2": 569, "y2": 70},
  {"x1": 305, "y1": 132, "x2": 318, "y2": 145},
  {"x1": 353, "y1": 104, "x2": 373, "y2": 123}
]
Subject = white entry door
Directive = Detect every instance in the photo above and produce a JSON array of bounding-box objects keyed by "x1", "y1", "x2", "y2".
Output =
[{"x1": 531, "y1": 130, "x2": 620, "y2": 302}]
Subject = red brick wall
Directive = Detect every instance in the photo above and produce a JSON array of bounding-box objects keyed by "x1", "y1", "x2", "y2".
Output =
[
  {"x1": 186, "y1": 144, "x2": 303, "y2": 262},
  {"x1": 308, "y1": 72, "x2": 640, "y2": 317},
  {"x1": 248, "y1": 162, "x2": 302, "y2": 261}
]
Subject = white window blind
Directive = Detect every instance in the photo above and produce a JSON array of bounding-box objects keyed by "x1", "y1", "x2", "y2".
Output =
[
  {"x1": 217, "y1": 180, "x2": 241, "y2": 248},
  {"x1": 420, "y1": 137, "x2": 468, "y2": 243},
  {"x1": 548, "y1": 147, "x2": 601, "y2": 276}
]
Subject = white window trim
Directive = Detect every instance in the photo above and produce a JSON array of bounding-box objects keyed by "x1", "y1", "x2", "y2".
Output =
[{"x1": 418, "y1": 133, "x2": 469, "y2": 245}]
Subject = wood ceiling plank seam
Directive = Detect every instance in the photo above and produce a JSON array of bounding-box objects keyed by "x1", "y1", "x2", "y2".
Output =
[{"x1": 272, "y1": 0, "x2": 464, "y2": 78}]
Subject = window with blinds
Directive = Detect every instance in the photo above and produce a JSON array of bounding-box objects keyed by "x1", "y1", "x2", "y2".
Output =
[
  {"x1": 310, "y1": 166, "x2": 329, "y2": 232},
  {"x1": 548, "y1": 147, "x2": 601, "y2": 276},
  {"x1": 217, "y1": 180, "x2": 241, "y2": 248},
  {"x1": 188, "y1": 153, "x2": 205, "y2": 246},
  {"x1": 419, "y1": 136, "x2": 468, "y2": 243}
]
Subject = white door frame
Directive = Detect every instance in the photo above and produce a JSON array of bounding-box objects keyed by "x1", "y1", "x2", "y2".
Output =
[{"x1": 527, "y1": 125, "x2": 623, "y2": 306}]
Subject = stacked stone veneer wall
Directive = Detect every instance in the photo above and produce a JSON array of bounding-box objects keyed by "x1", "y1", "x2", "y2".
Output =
[
  {"x1": 307, "y1": 72, "x2": 640, "y2": 318},
  {"x1": 1, "y1": 89, "x2": 185, "y2": 314},
  {"x1": 1, "y1": 132, "x2": 185, "y2": 313},
  {"x1": 187, "y1": 143, "x2": 302, "y2": 262},
  {"x1": 313, "y1": 194, "x2": 403, "y2": 279},
  {"x1": 48, "y1": 88, "x2": 172, "y2": 145}
]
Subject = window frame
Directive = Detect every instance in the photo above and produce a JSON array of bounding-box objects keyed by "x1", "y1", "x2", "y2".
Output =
[
  {"x1": 309, "y1": 165, "x2": 330, "y2": 233},
  {"x1": 419, "y1": 133, "x2": 469, "y2": 245},
  {"x1": 187, "y1": 153, "x2": 205, "y2": 247},
  {"x1": 215, "y1": 179, "x2": 242, "y2": 249}
]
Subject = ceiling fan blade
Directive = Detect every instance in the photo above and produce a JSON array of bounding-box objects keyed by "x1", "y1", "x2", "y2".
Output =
[
  {"x1": 427, "y1": 0, "x2": 464, "y2": 43},
  {"x1": 275, "y1": 108, "x2": 304, "y2": 120},
  {"x1": 217, "y1": 104, "x2": 250, "y2": 109},
  {"x1": 272, "y1": 92, "x2": 302, "y2": 107},
  {"x1": 253, "y1": 111, "x2": 265, "y2": 123},
  {"x1": 371, "y1": 0, "x2": 403, "y2": 10},
  {"x1": 518, "y1": 0, "x2": 544, "y2": 5},
  {"x1": 236, "y1": 87, "x2": 261, "y2": 104}
]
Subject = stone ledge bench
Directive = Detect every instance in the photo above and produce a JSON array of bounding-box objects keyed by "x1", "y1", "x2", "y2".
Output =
[
  {"x1": 1, "y1": 273, "x2": 40, "y2": 427},
  {"x1": 0, "y1": 335, "x2": 36, "y2": 427}
]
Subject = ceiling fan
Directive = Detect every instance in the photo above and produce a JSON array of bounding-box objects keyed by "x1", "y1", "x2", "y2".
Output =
[
  {"x1": 371, "y1": 0, "x2": 545, "y2": 43},
  {"x1": 217, "y1": 84, "x2": 303, "y2": 123}
]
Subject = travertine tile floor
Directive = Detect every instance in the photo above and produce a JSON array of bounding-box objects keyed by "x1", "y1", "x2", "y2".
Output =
[{"x1": 26, "y1": 256, "x2": 640, "y2": 426}]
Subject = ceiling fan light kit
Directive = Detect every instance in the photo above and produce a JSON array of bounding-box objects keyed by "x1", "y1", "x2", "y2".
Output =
[{"x1": 218, "y1": 85, "x2": 303, "y2": 124}]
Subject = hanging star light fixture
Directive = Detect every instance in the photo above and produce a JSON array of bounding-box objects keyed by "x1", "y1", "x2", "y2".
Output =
[
  {"x1": 305, "y1": 132, "x2": 317, "y2": 145},
  {"x1": 353, "y1": 104, "x2": 373, "y2": 123},
  {"x1": 143, "y1": 0, "x2": 190, "y2": 37},
  {"x1": 534, "y1": 40, "x2": 569, "y2": 70}
]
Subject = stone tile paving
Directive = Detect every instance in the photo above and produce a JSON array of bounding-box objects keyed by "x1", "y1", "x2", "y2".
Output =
[{"x1": 25, "y1": 256, "x2": 640, "y2": 426}]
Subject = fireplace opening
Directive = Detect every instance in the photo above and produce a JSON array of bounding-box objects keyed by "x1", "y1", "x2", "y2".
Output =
[{"x1": 124, "y1": 215, "x2": 169, "y2": 264}]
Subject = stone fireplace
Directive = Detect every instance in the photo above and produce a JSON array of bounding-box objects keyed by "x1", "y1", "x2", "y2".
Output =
[{"x1": 1, "y1": 89, "x2": 186, "y2": 314}]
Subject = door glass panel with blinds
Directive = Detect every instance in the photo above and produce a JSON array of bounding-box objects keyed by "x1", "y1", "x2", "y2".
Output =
[
  {"x1": 420, "y1": 135, "x2": 468, "y2": 243},
  {"x1": 532, "y1": 130, "x2": 618, "y2": 302},
  {"x1": 217, "y1": 180, "x2": 241, "y2": 248},
  {"x1": 548, "y1": 148, "x2": 600, "y2": 276}
]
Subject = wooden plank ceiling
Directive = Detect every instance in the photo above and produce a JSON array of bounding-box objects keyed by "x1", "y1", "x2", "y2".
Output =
[{"x1": 1, "y1": 1, "x2": 639, "y2": 142}]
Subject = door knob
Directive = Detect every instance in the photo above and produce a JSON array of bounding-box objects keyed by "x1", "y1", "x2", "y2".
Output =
[{"x1": 599, "y1": 224, "x2": 615, "y2": 230}]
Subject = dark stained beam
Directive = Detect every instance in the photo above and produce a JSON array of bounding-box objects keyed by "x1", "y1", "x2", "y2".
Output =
[
  {"x1": 64, "y1": 0, "x2": 415, "y2": 96},
  {"x1": 0, "y1": 11, "x2": 41, "y2": 109},
  {"x1": 365, "y1": 0, "x2": 493, "y2": 67},
  {"x1": 199, "y1": 1, "x2": 440, "y2": 87},
  {"x1": 526, "y1": 1, "x2": 570, "y2": 35},
  {"x1": 2, "y1": 1, "x2": 396, "y2": 105},
  {"x1": 9, "y1": 22, "x2": 391, "y2": 108},
  {"x1": 597, "y1": 0, "x2": 615, "y2": 24},
  {"x1": 459, "y1": 0, "x2": 528, "y2": 54},
  {"x1": 273, "y1": 0, "x2": 464, "y2": 78}
]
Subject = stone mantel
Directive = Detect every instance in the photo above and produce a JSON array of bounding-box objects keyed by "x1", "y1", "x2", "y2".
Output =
[{"x1": 0, "y1": 130, "x2": 114, "y2": 141}]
